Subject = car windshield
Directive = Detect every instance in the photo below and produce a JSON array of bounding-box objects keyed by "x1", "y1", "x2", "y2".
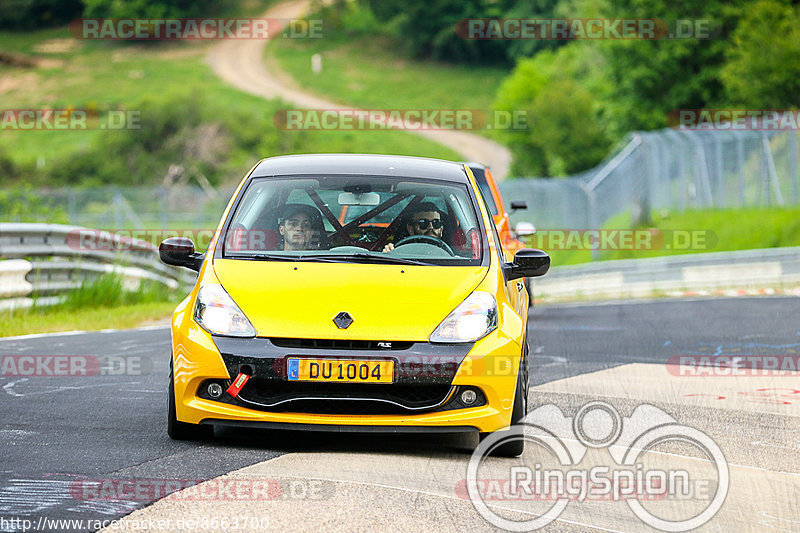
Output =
[{"x1": 223, "y1": 175, "x2": 485, "y2": 266}]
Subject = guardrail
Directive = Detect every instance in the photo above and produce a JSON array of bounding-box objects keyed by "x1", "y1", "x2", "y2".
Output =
[
  {"x1": 0, "y1": 223, "x2": 197, "y2": 311},
  {"x1": 533, "y1": 246, "x2": 800, "y2": 302}
]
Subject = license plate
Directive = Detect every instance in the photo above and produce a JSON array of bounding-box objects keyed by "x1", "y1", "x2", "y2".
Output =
[{"x1": 287, "y1": 358, "x2": 393, "y2": 383}]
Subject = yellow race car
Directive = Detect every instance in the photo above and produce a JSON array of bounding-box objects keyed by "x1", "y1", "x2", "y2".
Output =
[{"x1": 160, "y1": 154, "x2": 549, "y2": 456}]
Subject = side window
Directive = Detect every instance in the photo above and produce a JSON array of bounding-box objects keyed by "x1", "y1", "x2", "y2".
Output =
[
  {"x1": 488, "y1": 214, "x2": 507, "y2": 266},
  {"x1": 473, "y1": 172, "x2": 499, "y2": 216}
]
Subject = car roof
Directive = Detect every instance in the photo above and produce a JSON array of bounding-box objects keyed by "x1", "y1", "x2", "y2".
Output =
[{"x1": 251, "y1": 154, "x2": 470, "y2": 183}]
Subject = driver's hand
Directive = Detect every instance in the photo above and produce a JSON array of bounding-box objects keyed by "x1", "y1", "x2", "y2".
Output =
[{"x1": 382, "y1": 243, "x2": 395, "y2": 253}]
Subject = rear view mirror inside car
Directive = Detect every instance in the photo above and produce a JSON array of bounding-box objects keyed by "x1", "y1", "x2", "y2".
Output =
[{"x1": 338, "y1": 191, "x2": 381, "y2": 206}]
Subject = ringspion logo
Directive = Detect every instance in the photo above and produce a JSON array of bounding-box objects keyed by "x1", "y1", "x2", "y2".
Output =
[{"x1": 467, "y1": 402, "x2": 728, "y2": 531}]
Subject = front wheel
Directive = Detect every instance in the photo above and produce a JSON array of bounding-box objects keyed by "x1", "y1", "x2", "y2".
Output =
[
  {"x1": 478, "y1": 343, "x2": 529, "y2": 457},
  {"x1": 168, "y1": 368, "x2": 213, "y2": 440}
]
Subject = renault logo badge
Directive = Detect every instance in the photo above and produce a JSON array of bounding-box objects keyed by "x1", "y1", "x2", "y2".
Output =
[{"x1": 333, "y1": 312, "x2": 354, "y2": 329}]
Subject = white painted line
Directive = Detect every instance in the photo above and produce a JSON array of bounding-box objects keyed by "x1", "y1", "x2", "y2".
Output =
[
  {"x1": 0, "y1": 324, "x2": 169, "y2": 341},
  {"x1": 0, "y1": 330, "x2": 88, "y2": 341},
  {"x1": 2, "y1": 378, "x2": 26, "y2": 397}
]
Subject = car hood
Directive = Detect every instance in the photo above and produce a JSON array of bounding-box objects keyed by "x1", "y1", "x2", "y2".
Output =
[{"x1": 213, "y1": 258, "x2": 488, "y2": 341}]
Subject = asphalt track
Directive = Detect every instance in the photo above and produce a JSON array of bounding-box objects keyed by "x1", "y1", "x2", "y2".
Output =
[{"x1": 1, "y1": 297, "x2": 798, "y2": 532}]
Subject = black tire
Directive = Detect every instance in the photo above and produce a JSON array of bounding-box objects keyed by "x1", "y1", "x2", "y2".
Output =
[
  {"x1": 479, "y1": 342, "x2": 529, "y2": 457},
  {"x1": 526, "y1": 278, "x2": 534, "y2": 307},
  {"x1": 168, "y1": 368, "x2": 213, "y2": 440}
]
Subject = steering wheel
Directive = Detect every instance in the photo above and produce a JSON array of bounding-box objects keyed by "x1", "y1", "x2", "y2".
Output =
[{"x1": 394, "y1": 235, "x2": 455, "y2": 256}]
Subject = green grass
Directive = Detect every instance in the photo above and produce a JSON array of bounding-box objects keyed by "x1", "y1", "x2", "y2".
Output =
[
  {"x1": 0, "y1": 273, "x2": 185, "y2": 336},
  {"x1": 0, "y1": 301, "x2": 178, "y2": 337},
  {"x1": 268, "y1": 33, "x2": 507, "y2": 136},
  {"x1": 527, "y1": 207, "x2": 800, "y2": 267},
  {"x1": 0, "y1": 26, "x2": 459, "y2": 178}
]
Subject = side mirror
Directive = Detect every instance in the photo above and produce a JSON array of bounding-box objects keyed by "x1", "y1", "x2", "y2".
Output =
[
  {"x1": 515, "y1": 221, "x2": 536, "y2": 237},
  {"x1": 504, "y1": 248, "x2": 549, "y2": 281},
  {"x1": 159, "y1": 237, "x2": 204, "y2": 271},
  {"x1": 510, "y1": 201, "x2": 528, "y2": 211}
]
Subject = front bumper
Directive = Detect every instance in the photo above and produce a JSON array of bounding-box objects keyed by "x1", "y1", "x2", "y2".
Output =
[{"x1": 172, "y1": 319, "x2": 522, "y2": 433}]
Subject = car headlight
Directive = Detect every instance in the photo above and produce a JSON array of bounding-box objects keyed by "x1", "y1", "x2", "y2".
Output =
[
  {"x1": 193, "y1": 284, "x2": 256, "y2": 337},
  {"x1": 429, "y1": 292, "x2": 498, "y2": 343}
]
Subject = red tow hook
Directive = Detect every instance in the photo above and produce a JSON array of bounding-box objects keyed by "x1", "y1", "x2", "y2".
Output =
[{"x1": 226, "y1": 372, "x2": 251, "y2": 398}]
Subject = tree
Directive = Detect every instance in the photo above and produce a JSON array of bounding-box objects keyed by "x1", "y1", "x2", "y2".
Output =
[
  {"x1": 721, "y1": 0, "x2": 800, "y2": 108},
  {"x1": 0, "y1": 0, "x2": 82, "y2": 29},
  {"x1": 494, "y1": 43, "x2": 613, "y2": 176},
  {"x1": 596, "y1": 0, "x2": 752, "y2": 136},
  {"x1": 363, "y1": 0, "x2": 511, "y2": 63}
]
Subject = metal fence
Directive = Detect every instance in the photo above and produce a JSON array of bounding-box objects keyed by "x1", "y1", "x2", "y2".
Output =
[
  {"x1": 533, "y1": 245, "x2": 800, "y2": 302},
  {"x1": 0, "y1": 223, "x2": 196, "y2": 310},
  {"x1": 500, "y1": 128, "x2": 800, "y2": 230},
  {"x1": 0, "y1": 185, "x2": 237, "y2": 229},
  {"x1": 1, "y1": 128, "x2": 797, "y2": 235}
]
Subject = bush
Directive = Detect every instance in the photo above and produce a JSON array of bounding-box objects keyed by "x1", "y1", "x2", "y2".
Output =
[
  {"x1": 82, "y1": 0, "x2": 236, "y2": 19},
  {"x1": 494, "y1": 43, "x2": 613, "y2": 176},
  {"x1": 46, "y1": 93, "x2": 229, "y2": 186}
]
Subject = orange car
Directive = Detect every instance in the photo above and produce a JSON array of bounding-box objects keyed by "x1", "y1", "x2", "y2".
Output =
[
  {"x1": 466, "y1": 163, "x2": 536, "y2": 304},
  {"x1": 465, "y1": 162, "x2": 529, "y2": 255}
]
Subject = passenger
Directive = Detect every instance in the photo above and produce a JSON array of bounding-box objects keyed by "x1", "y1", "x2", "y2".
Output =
[{"x1": 278, "y1": 204, "x2": 327, "y2": 250}]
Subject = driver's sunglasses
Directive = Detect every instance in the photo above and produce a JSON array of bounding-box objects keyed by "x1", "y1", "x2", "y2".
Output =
[{"x1": 413, "y1": 218, "x2": 443, "y2": 230}]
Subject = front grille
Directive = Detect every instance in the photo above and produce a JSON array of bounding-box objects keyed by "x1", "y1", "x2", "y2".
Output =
[
  {"x1": 269, "y1": 338, "x2": 414, "y2": 351},
  {"x1": 242, "y1": 380, "x2": 451, "y2": 409},
  {"x1": 198, "y1": 379, "x2": 486, "y2": 415},
  {"x1": 269, "y1": 399, "x2": 434, "y2": 416}
]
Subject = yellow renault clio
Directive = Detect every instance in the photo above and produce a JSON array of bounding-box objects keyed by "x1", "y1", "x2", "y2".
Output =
[{"x1": 160, "y1": 154, "x2": 549, "y2": 456}]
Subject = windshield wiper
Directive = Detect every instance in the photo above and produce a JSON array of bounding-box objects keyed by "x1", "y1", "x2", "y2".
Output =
[
  {"x1": 229, "y1": 252, "x2": 432, "y2": 266},
  {"x1": 231, "y1": 254, "x2": 348, "y2": 263},
  {"x1": 313, "y1": 252, "x2": 432, "y2": 266}
]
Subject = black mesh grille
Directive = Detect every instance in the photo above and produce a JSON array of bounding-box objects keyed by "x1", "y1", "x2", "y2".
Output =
[
  {"x1": 236, "y1": 379, "x2": 452, "y2": 414},
  {"x1": 273, "y1": 400, "x2": 425, "y2": 415},
  {"x1": 269, "y1": 338, "x2": 414, "y2": 351}
]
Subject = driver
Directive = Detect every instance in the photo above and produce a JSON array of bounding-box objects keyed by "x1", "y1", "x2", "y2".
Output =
[{"x1": 383, "y1": 202, "x2": 444, "y2": 253}]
